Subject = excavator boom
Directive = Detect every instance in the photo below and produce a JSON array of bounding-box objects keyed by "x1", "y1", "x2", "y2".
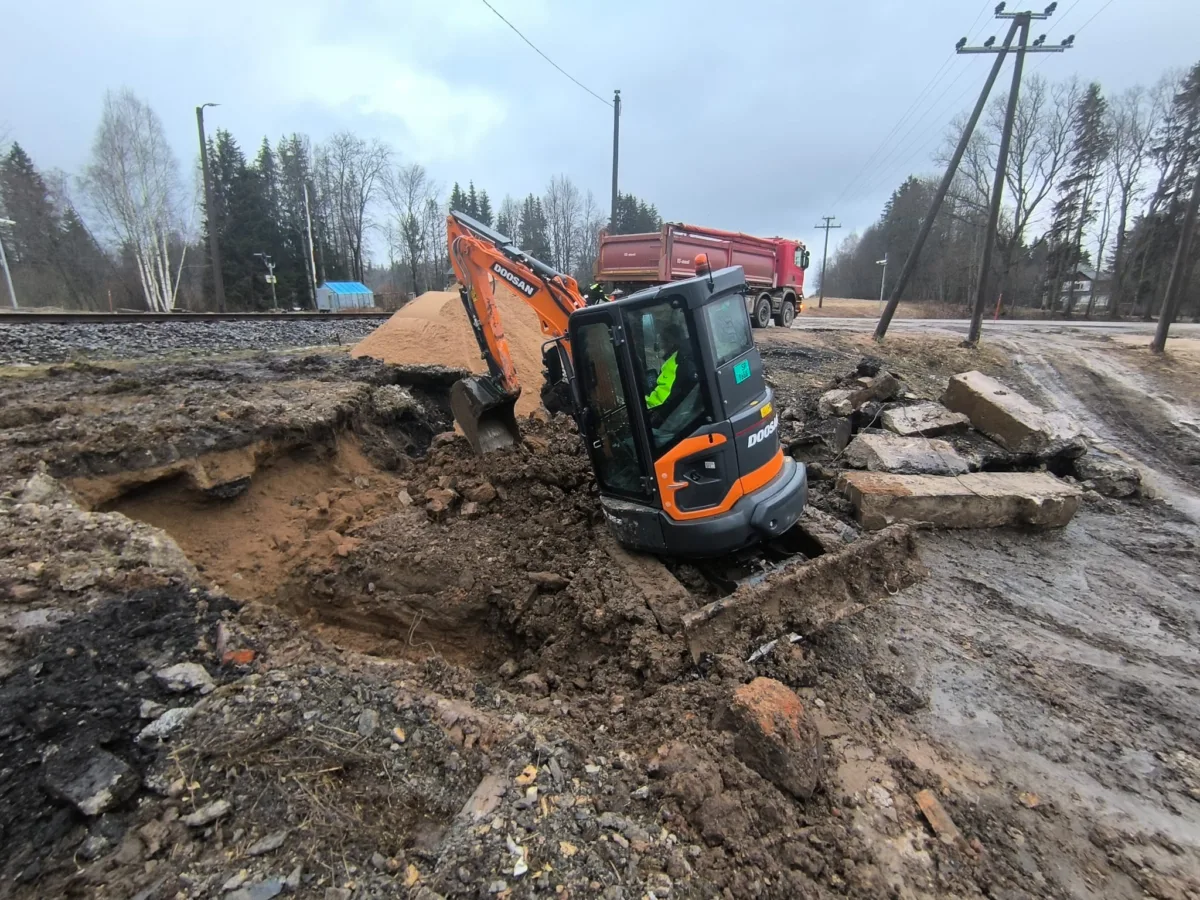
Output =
[{"x1": 446, "y1": 210, "x2": 586, "y2": 452}]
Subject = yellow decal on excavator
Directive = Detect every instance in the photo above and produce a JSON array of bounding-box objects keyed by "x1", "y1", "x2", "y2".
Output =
[{"x1": 761, "y1": 402, "x2": 773, "y2": 419}]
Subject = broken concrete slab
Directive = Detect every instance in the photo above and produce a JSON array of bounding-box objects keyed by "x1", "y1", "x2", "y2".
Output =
[
  {"x1": 942, "y1": 371, "x2": 1086, "y2": 459},
  {"x1": 849, "y1": 372, "x2": 901, "y2": 408},
  {"x1": 43, "y1": 748, "x2": 140, "y2": 816},
  {"x1": 882, "y1": 402, "x2": 970, "y2": 438},
  {"x1": 818, "y1": 389, "x2": 854, "y2": 418},
  {"x1": 1074, "y1": 453, "x2": 1142, "y2": 498},
  {"x1": 839, "y1": 471, "x2": 1082, "y2": 531},
  {"x1": 843, "y1": 433, "x2": 970, "y2": 476}
]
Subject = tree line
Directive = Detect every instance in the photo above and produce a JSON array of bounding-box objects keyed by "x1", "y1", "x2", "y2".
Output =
[
  {"x1": 823, "y1": 60, "x2": 1200, "y2": 320},
  {"x1": 0, "y1": 90, "x2": 662, "y2": 311}
]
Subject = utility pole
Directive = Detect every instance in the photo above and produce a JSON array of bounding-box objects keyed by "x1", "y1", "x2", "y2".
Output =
[
  {"x1": 1150, "y1": 164, "x2": 1200, "y2": 353},
  {"x1": 610, "y1": 89, "x2": 621, "y2": 234},
  {"x1": 0, "y1": 217, "x2": 17, "y2": 309},
  {"x1": 196, "y1": 103, "x2": 227, "y2": 313},
  {"x1": 875, "y1": 4, "x2": 1068, "y2": 342},
  {"x1": 876, "y1": 255, "x2": 889, "y2": 311},
  {"x1": 813, "y1": 216, "x2": 841, "y2": 308},
  {"x1": 966, "y1": 4, "x2": 1069, "y2": 345}
]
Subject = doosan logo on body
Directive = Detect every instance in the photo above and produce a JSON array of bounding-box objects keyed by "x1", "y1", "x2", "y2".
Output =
[
  {"x1": 492, "y1": 263, "x2": 537, "y2": 297},
  {"x1": 746, "y1": 416, "x2": 778, "y2": 448}
]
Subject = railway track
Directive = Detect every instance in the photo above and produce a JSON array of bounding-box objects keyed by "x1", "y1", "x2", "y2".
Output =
[{"x1": 0, "y1": 310, "x2": 393, "y2": 325}]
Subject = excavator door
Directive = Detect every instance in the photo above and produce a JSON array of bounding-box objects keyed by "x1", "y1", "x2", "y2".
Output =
[{"x1": 568, "y1": 266, "x2": 807, "y2": 556}]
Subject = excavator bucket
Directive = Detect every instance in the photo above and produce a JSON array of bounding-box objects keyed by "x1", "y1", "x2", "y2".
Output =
[{"x1": 450, "y1": 375, "x2": 521, "y2": 454}]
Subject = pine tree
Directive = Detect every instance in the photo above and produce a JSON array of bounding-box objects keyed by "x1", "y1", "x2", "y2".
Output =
[
  {"x1": 518, "y1": 194, "x2": 551, "y2": 260},
  {"x1": 449, "y1": 182, "x2": 466, "y2": 214},
  {"x1": 0, "y1": 143, "x2": 59, "y2": 266},
  {"x1": 58, "y1": 206, "x2": 109, "y2": 308},
  {"x1": 477, "y1": 190, "x2": 493, "y2": 227},
  {"x1": 466, "y1": 181, "x2": 479, "y2": 218}
]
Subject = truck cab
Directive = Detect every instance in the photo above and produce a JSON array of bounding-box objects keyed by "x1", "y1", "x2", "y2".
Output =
[{"x1": 564, "y1": 266, "x2": 807, "y2": 555}]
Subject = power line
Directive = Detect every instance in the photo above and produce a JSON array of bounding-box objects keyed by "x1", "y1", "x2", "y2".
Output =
[
  {"x1": 829, "y1": 0, "x2": 995, "y2": 209},
  {"x1": 478, "y1": 0, "x2": 612, "y2": 107},
  {"x1": 1074, "y1": 0, "x2": 1117, "y2": 34}
]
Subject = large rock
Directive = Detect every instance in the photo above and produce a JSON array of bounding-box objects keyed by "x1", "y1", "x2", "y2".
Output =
[
  {"x1": 43, "y1": 748, "x2": 140, "y2": 816},
  {"x1": 942, "y1": 371, "x2": 1086, "y2": 459},
  {"x1": 724, "y1": 678, "x2": 823, "y2": 800},
  {"x1": 882, "y1": 402, "x2": 970, "y2": 437},
  {"x1": 839, "y1": 471, "x2": 1082, "y2": 530},
  {"x1": 843, "y1": 433, "x2": 969, "y2": 476},
  {"x1": 1074, "y1": 453, "x2": 1142, "y2": 498},
  {"x1": 818, "y1": 389, "x2": 854, "y2": 418}
]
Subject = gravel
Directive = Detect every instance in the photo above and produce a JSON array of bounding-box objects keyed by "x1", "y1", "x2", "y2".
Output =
[{"x1": 0, "y1": 319, "x2": 385, "y2": 365}]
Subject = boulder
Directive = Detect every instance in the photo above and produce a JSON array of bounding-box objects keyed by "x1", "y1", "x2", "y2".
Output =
[
  {"x1": 882, "y1": 402, "x2": 970, "y2": 437},
  {"x1": 155, "y1": 662, "x2": 214, "y2": 694},
  {"x1": 839, "y1": 471, "x2": 1082, "y2": 530},
  {"x1": 843, "y1": 433, "x2": 969, "y2": 476},
  {"x1": 724, "y1": 677, "x2": 823, "y2": 800},
  {"x1": 43, "y1": 748, "x2": 140, "y2": 816},
  {"x1": 1074, "y1": 453, "x2": 1142, "y2": 498},
  {"x1": 942, "y1": 371, "x2": 1086, "y2": 459}
]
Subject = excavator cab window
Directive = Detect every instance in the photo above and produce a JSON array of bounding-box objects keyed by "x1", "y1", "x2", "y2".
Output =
[{"x1": 574, "y1": 320, "x2": 647, "y2": 498}]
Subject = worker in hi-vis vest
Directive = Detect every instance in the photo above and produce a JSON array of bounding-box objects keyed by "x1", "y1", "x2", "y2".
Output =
[{"x1": 645, "y1": 322, "x2": 697, "y2": 427}]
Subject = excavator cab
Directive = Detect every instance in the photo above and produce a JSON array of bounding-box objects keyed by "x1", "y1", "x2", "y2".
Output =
[{"x1": 567, "y1": 266, "x2": 808, "y2": 556}]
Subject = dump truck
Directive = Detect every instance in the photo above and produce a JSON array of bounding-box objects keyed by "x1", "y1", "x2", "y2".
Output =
[{"x1": 595, "y1": 224, "x2": 811, "y2": 328}]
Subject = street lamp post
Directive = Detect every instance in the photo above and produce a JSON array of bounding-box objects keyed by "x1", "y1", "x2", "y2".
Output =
[
  {"x1": 196, "y1": 103, "x2": 227, "y2": 313},
  {"x1": 0, "y1": 217, "x2": 17, "y2": 309},
  {"x1": 254, "y1": 253, "x2": 279, "y2": 310}
]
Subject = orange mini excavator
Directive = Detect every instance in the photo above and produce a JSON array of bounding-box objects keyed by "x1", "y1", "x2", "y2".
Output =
[{"x1": 446, "y1": 210, "x2": 807, "y2": 557}]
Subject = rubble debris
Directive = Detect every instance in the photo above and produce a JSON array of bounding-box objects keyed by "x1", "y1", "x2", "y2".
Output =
[
  {"x1": 227, "y1": 877, "x2": 284, "y2": 900},
  {"x1": 722, "y1": 677, "x2": 824, "y2": 800},
  {"x1": 843, "y1": 433, "x2": 970, "y2": 476},
  {"x1": 818, "y1": 389, "x2": 854, "y2": 418},
  {"x1": 818, "y1": 373, "x2": 901, "y2": 420},
  {"x1": 154, "y1": 662, "x2": 215, "y2": 694},
  {"x1": 839, "y1": 471, "x2": 1082, "y2": 530},
  {"x1": 182, "y1": 798, "x2": 232, "y2": 827},
  {"x1": 915, "y1": 789, "x2": 967, "y2": 848},
  {"x1": 882, "y1": 401, "x2": 970, "y2": 437},
  {"x1": 1074, "y1": 452, "x2": 1142, "y2": 498},
  {"x1": 138, "y1": 706, "x2": 194, "y2": 743},
  {"x1": 246, "y1": 829, "x2": 289, "y2": 856},
  {"x1": 942, "y1": 370, "x2": 1086, "y2": 459},
  {"x1": 42, "y1": 748, "x2": 140, "y2": 816}
]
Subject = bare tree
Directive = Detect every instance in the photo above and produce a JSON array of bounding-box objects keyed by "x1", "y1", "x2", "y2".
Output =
[
  {"x1": 80, "y1": 89, "x2": 185, "y2": 311},
  {"x1": 1105, "y1": 83, "x2": 1163, "y2": 315},
  {"x1": 318, "y1": 133, "x2": 390, "y2": 282},
  {"x1": 573, "y1": 190, "x2": 607, "y2": 285},
  {"x1": 383, "y1": 162, "x2": 436, "y2": 295},
  {"x1": 543, "y1": 174, "x2": 582, "y2": 273}
]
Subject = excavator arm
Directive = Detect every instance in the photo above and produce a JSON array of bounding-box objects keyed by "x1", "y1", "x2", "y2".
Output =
[{"x1": 446, "y1": 210, "x2": 587, "y2": 452}]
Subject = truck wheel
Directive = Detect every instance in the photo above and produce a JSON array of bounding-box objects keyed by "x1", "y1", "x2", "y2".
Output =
[
  {"x1": 774, "y1": 299, "x2": 796, "y2": 328},
  {"x1": 752, "y1": 294, "x2": 773, "y2": 328}
]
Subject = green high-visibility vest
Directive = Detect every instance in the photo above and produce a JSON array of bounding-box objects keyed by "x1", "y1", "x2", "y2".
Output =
[{"x1": 645, "y1": 352, "x2": 678, "y2": 409}]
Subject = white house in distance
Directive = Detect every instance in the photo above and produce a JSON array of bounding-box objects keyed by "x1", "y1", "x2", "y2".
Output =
[
  {"x1": 1047, "y1": 266, "x2": 1111, "y2": 313},
  {"x1": 315, "y1": 281, "x2": 375, "y2": 311}
]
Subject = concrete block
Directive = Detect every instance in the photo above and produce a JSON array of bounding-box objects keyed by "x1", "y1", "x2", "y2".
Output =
[
  {"x1": 843, "y1": 433, "x2": 969, "y2": 476},
  {"x1": 839, "y1": 471, "x2": 1081, "y2": 530},
  {"x1": 882, "y1": 402, "x2": 971, "y2": 437},
  {"x1": 818, "y1": 389, "x2": 854, "y2": 418},
  {"x1": 942, "y1": 371, "x2": 1086, "y2": 458},
  {"x1": 1074, "y1": 453, "x2": 1142, "y2": 498}
]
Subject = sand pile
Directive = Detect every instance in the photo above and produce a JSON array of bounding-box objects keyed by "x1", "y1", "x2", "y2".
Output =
[{"x1": 351, "y1": 287, "x2": 547, "y2": 414}]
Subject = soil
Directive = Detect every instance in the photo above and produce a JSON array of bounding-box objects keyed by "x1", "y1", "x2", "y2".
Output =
[
  {"x1": 351, "y1": 288, "x2": 548, "y2": 416},
  {"x1": 0, "y1": 327, "x2": 1198, "y2": 899}
]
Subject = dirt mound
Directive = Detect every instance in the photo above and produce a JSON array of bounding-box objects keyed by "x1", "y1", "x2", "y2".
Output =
[{"x1": 351, "y1": 288, "x2": 548, "y2": 415}]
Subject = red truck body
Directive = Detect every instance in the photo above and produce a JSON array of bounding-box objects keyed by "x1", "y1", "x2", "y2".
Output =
[{"x1": 595, "y1": 224, "x2": 810, "y2": 327}]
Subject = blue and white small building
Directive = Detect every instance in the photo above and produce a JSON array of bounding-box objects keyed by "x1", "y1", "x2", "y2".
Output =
[{"x1": 315, "y1": 281, "x2": 375, "y2": 311}]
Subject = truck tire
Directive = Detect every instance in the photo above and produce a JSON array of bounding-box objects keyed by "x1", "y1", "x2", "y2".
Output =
[
  {"x1": 774, "y1": 298, "x2": 796, "y2": 328},
  {"x1": 752, "y1": 293, "x2": 773, "y2": 329}
]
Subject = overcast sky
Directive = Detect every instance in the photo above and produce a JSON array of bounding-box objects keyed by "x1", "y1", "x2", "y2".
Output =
[{"x1": 2, "y1": 0, "x2": 1198, "y2": 256}]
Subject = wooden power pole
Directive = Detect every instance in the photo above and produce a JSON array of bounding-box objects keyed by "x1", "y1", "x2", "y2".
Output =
[
  {"x1": 814, "y1": 216, "x2": 841, "y2": 308},
  {"x1": 875, "y1": 4, "x2": 1070, "y2": 342},
  {"x1": 1150, "y1": 164, "x2": 1200, "y2": 353}
]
